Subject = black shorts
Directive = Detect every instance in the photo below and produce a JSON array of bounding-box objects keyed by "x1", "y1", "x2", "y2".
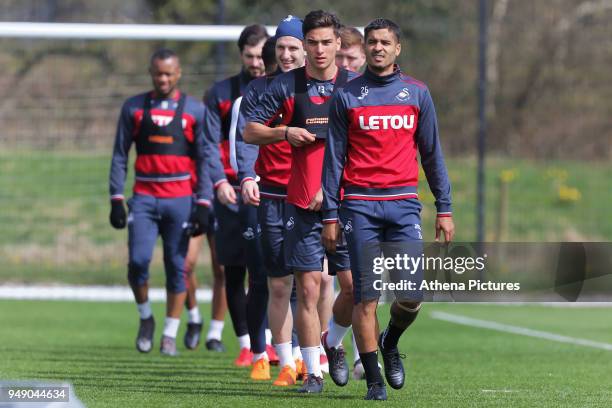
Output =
[{"x1": 284, "y1": 203, "x2": 350, "y2": 274}]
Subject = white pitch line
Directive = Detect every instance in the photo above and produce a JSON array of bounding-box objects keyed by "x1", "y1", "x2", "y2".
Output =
[
  {"x1": 430, "y1": 311, "x2": 612, "y2": 351},
  {"x1": 0, "y1": 285, "x2": 212, "y2": 302},
  {"x1": 451, "y1": 302, "x2": 612, "y2": 308},
  {"x1": 481, "y1": 389, "x2": 518, "y2": 393}
]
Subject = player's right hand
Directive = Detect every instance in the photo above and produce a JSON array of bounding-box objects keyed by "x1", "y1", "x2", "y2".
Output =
[
  {"x1": 217, "y1": 181, "x2": 237, "y2": 206},
  {"x1": 435, "y1": 216, "x2": 455, "y2": 243},
  {"x1": 241, "y1": 180, "x2": 261, "y2": 206},
  {"x1": 286, "y1": 126, "x2": 316, "y2": 147},
  {"x1": 321, "y1": 222, "x2": 339, "y2": 253},
  {"x1": 109, "y1": 199, "x2": 127, "y2": 229}
]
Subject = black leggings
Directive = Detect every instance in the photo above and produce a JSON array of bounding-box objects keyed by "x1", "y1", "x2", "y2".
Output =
[
  {"x1": 242, "y1": 204, "x2": 269, "y2": 354},
  {"x1": 225, "y1": 265, "x2": 248, "y2": 338},
  {"x1": 225, "y1": 263, "x2": 269, "y2": 353}
]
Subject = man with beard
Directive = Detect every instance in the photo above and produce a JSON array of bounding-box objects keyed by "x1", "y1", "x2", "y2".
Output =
[{"x1": 203, "y1": 24, "x2": 277, "y2": 367}]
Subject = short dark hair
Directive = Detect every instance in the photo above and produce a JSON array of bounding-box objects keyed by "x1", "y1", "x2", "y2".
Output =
[
  {"x1": 302, "y1": 10, "x2": 341, "y2": 37},
  {"x1": 150, "y1": 48, "x2": 178, "y2": 66},
  {"x1": 339, "y1": 26, "x2": 364, "y2": 49},
  {"x1": 262, "y1": 37, "x2": 277, "y2": 71},
  {"x1": 238, "y1": 24, "x2": 269, "y2": 52},
  {"x1": 364, "y1": 18, "x2": 401, "y2": 43}
]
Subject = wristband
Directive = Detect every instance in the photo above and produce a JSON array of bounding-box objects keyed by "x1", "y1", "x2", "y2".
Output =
[{"x1": 284, "y1": 126, "x2": 290, "y2": 141}]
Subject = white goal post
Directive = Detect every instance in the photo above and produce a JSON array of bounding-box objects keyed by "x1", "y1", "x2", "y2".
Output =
[
  {"x1": 0, "y1": 21, "x2": 364, "y2": 41},
  {"x1": 0, "y1": 22, "x2": 277, "y2": 41}
]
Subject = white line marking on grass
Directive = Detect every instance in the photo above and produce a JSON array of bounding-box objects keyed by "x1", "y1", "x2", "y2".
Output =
[
  {"x1": 430, "y1": 311, "x2": 612, "y2": 351},
  {"x1": 481, "y1": 389, "x2": 518, "y2": 393},
  {"x1": 0, "y1": 285, "x2": 212, "y2": 302},
  {"x1": 458, "y1": 302, "x2": 612, "y2": 308}
]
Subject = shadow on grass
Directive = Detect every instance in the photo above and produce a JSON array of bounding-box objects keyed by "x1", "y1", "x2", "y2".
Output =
[
  {"x1": 15, "y1": 372, "x2": 358, "y2": 401},
  {"x1": 4, "y1": 345, "x2": 360, "y2": 401}
]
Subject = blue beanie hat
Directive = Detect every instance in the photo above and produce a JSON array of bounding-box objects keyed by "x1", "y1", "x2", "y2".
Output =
[{"x1": 275, "y1": 15, "x2": 303, "y2": 41}]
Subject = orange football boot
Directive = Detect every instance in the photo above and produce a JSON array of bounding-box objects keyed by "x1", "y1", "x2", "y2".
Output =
[
  {"x1": 272, "y1": 365, "x2": 297, "y2": 386},
  {"x1": 250, "y1": 357, "x2": 271, "y2": 380}
]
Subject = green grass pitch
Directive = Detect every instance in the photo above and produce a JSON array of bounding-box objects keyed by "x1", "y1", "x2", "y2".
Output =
[{"x1": 1, "y1": 300, "x2": 611, "y2": 407}]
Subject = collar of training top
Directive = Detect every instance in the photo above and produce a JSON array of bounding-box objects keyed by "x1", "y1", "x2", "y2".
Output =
[
  {"x1": 148, "y1": 89, "x2": 182, "y2": 101},
  {"x1": 304, "y1": 64, "x2": 340, "y2": 83},
  {"x1": 364, "y1": 64, "x2": 401, "y2": 85}
]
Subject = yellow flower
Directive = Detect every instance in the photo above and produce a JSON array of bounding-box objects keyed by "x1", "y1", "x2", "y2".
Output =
[
  {"x1": 558, "y1": 185, "x2": 581, "y2": 202},
  {"x1": 500, "y1": 169, "x2": 517, "y2": 183}
]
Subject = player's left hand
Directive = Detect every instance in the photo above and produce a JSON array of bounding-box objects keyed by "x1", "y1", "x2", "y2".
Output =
[
  {"x1": 241, "y1": 180, "x2": 260, "y2": 206},
  {"x1": 188, "y1": 204, "x2": 210, "y2": 237},
  {"x1": 435, "y1": 216, "x2": 455, "y2": 243},
  {"x1": 321, "y1": 222, "x2": 339, "y2": 253},
  {"x1": 307, "y1": 189, "x2": 323, "y2": 211},
  {"x1": 217, "y1": 181, "x2": 237, "y2": 206}
]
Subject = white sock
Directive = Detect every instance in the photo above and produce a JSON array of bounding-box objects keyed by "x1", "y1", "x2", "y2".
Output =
[
  {"x1": 136, "y1": 301, "x2": 152, "y2": 320},
  {"x1": 319, "y1": 339, "x2": 326, "y2": 356},
  {"x1": 265, "y1": 329, "x2": 273, "y2": 345},
  {"x1": 275, "y1": 342, "x2": 295, "y2": 369},
  {"x1": 326, "y1": 317, "x2": 350, "y2": 349},
  {"x1": 302, "y1": 346, "x2": 322, "y2": 377},
  {"x1": 351, "y1": 332, "x2": 361, "y2": 363},
  {"x1": 238, "y1": 334, "x2": 251, "y2": 350},
  {"x1": 162, "y1": 317, "x2": 180, "y2": 338},
  {"x1": 292, "y1": 346, "x2": 302, "y2": 360},
  {"x1": 206, "y1": 319, "x2": 224, "y2": 341},
  {"x1": 252, "y1": 351, "x2": 268, "y2": 362},
  {"x1": 188, "y1": 307, "x2": 202, "y2": 324}
]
